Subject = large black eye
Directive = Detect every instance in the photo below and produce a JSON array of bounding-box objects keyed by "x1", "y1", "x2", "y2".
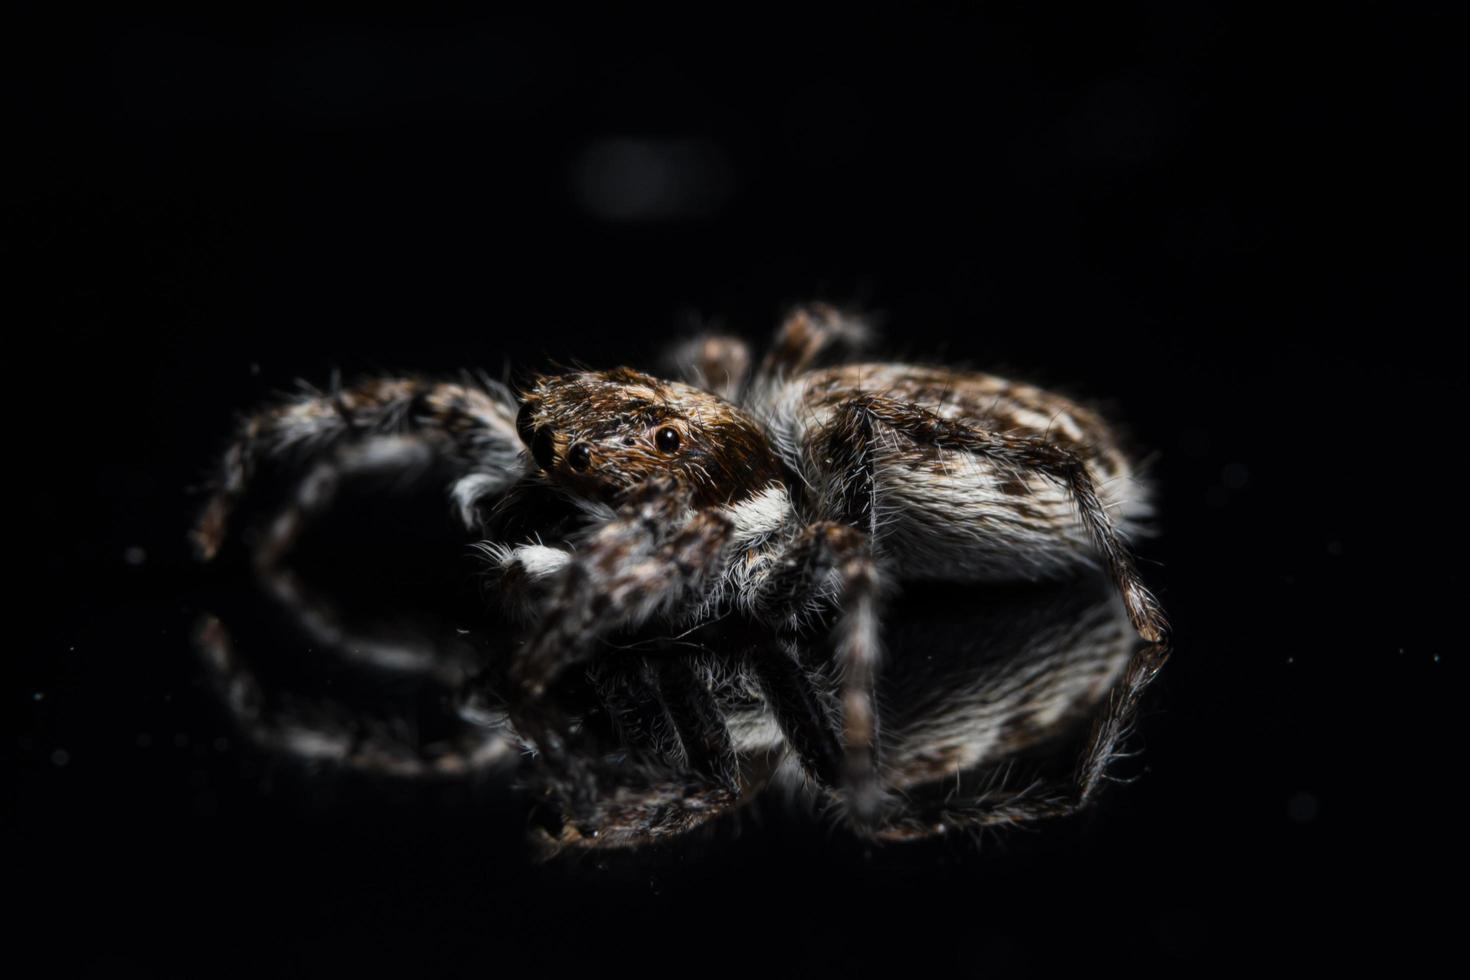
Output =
[
  {"x1": 655, "y1": 427, "x2": 681, "y2": 453},
  {"x1": 530, "y1": 427, "x2": 555, "y2": 471},
  {"x1": 568, "y1": 442, "x2": 592, "y2": 471},
  {"x1": 516, "y1": 400, "x2": 538, "y2": 448}
]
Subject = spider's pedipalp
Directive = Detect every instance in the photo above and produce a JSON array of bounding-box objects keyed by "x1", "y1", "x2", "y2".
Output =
[
  {"x1": 478, "y1": 540, "x2": 573, "y2": 621},
  {"x1": 509, "y1": 478, "x2": 737, "y2": 698}
]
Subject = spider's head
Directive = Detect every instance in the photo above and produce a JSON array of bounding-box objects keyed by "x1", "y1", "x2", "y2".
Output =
[{"x1": 516, "y1": 368, "x2": 784, "y2": 507}]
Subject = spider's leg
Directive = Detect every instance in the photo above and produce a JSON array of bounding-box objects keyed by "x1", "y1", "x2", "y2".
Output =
[
  {"x1": 531, "y1": 769, "x2": 742, "y2": 856},
  {"x1": 1070, "y1": 637, "x2": 1171, "y2": 807},
  {"x1": 193, "y1": 613, "x2": 514, "y2": 779},
  {"x1": 754, "y1": 303, "x2": 874, "y2": 381},
  {"x1": 587, "y1": 651, "x2": 739, "y2": 788},
  {"x1": 868, "y1": 639, "x2": 1170, "y2": 842},
  {"x1": 590, "y1": 655, "x2": 683, "y2": 764},
  {"x1": 868, "y1": 786, "x2": 1077, "y2": 842},
  {"x1": 255, "y1": 434, "x2": 433, "y2": 569},
  {"x1": 481, "y1": 542, "x2": 572, "y2": 621},
  {"x1": 752, "y1": 521, "x2": 885, "y2": 825},
  {"x1": 510, "y1": 478, "x2": 736, "y2": 698},
  {"x1": 666, "y1": 333, "x2": 752, "y2": 402},
  {"x1": 652, "y1": 656, "x2": 740, "y2": 791},
  {"x1": 820, "y1": 395, "x2": 1169, "y2": 643},
  {"x1": 741, "y1": 630, "x2": 844, "y2": 787},
  {"x1": 529, "y1": 647, "x2": 746, "y2": 855},
  {"x1": 254, "y1": 514, "x2": 485, "y2": 684},
  {"x1": 194, "y1": 376, "x2": 525, "y2": 562}
]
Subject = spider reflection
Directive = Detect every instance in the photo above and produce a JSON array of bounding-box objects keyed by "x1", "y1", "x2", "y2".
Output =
[{"x1": 194, "y1": 543, "x2": 1167, "y2": 853}]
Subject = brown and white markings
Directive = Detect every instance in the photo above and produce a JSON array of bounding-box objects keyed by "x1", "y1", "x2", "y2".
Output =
[{"x1": 196, "y1": 303, "x2": 1168, "y2": 834}]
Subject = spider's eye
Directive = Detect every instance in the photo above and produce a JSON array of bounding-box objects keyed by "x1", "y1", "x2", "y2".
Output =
[
  {"x1": 655, "y1": 427, "x2": 681, "y2": 453},
  {"x1": 530, "y1": 427, "x2": 555, "y2": 471},
  {"x1": 568, "y1": 442, "x2": 592, "y2": 471},
  {"x1": 516, "y1": 401, "x2": 538, "y2": 448}
]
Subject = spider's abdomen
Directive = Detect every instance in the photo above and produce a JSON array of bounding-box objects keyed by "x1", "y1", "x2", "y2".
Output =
[{"x1": 760, "y1": 364, "x2": 1153, "y2": 583}]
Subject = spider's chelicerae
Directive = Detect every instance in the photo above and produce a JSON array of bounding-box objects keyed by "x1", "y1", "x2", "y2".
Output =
[{"x1": 196, "y1": 304, "x2": 1168, "y2": 826}]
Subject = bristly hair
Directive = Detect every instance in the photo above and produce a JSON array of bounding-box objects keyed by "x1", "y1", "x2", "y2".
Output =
[{"x1": 192, "y1": 303, "x2": 1169, "y2": 849}]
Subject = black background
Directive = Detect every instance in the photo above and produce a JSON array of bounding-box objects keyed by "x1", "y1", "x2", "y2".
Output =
[{"x1": 8, "y1": 3, "x2": 1459, "y2": 975}]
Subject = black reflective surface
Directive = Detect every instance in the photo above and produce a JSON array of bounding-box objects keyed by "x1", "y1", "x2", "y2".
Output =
[
  {"x1": 12, "y1": 4, "x2": 1455, "y2": 974},
  {"x1": 192, "y1": 524, "x2": 1163, "y2": 853}
]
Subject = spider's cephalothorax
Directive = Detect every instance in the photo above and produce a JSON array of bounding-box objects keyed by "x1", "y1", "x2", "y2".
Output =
[
  {"x1": 196, "y1": 304, "x2": 1169, "y2": 832},
  {"x1": 514, "y1": 368, "x2": 785, "y2": 508}
]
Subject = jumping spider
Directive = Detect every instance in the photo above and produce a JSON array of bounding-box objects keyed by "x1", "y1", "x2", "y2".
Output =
[{"x1": 195, "y1": 304, "x2": 1168, "y2": 830}]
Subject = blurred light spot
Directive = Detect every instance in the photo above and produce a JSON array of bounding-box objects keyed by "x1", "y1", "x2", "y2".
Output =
[
  {"x1": 1287, "y1": 791, "x2": 1319, "y2": 823},
  {"x1": 573, "y1": 139, "x2": 733, "y2": 221},
  {"x1": 51, "y1": 748, "x2": 70, "y2": 767},
  {"x1": 124, "y1": 545, "x2": 148, "y2": 566},
  {"x1": 1326, "y1": 539, "x2": 1344, "y2": 557},
  {"x1": 1221, "y1": 462, "x2": 1249, "y2": 490}
]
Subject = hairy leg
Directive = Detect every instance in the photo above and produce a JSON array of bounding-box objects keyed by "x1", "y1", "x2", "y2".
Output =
[
  {"x1": 510, "y1": 478, "x2": 736, "y2": 697},
  {"x1": 194, "y1": 374, "x2": 525, "y2": 562},
  {"x1": 755, "y1": 303, "x2": 874, "y2": 381},
  {"x1": 527, "y1": 642, "x2": 749, "y2": 854},
  {"x1": 869, "y1": 639, "x2": 1170, "y2": 842},
  {"x1": 254, "y1": 434, "x2": 434, "y2": 570},
  {"x1": 818, "y1": 394, "x2": 1169, "y2": 643},
  {"x1": 590, "y1": 655, "x2": 683, "y2": 764},
  {"x1": 479, "y1": 541, "x2": 573, "y2": 620},
  {"x1": 747, "y1": 633, "x2": 845, "y2": 787},
  {"x1": 666, "y1": 333, "x2": 752, "y2": 402},
  {"x1": 651, "y1": 656, "x2": 741, "y2": 791},
  {"x1": 751, "y1": 521, "x2": 886, "y2": 825},
  {"x1": 193, "y1": 613, "x2": 515, "y2": 778}
]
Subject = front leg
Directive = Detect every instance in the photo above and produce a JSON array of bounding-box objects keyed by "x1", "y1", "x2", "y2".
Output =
[
  {"x1": 196, "y1": 375, "x2": 526, "y2": 564},
  {"x1": 510, "y1": 479, "x2": 736, "y2": 697},
  {"x1": 750, "y1": 521, "x2": 886, "y2": 826}
]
